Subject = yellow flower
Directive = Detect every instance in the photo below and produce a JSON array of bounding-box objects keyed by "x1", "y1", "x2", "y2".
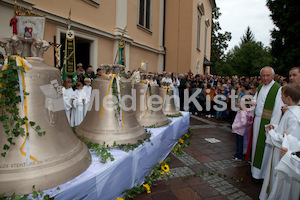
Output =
[
  {"x1": 143, "y1": 184, "x2": 151, "y2": 194},
  {"x1": 160, "y1": 171, "x2": 165, "y2": 175},
  {"x1": 117, "y1": 198, "x2": 124, "y2": 200},
  {"x1": 185, "y1": 134, "x2": 189, "y2": 138},
  {"x1": 179, "y1": 138, "x2": 184, "y2": 144},
  {"x1": 161, "y1": 164, "x2": 170, "y2": 172},
  {"x1": 159, "y1": 161, "x2": 163, "y2": 165}
]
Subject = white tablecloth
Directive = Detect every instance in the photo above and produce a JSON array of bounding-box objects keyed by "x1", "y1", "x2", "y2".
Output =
[{"x1": 43, "y1": 112, "x2": 190, "y2": 200}]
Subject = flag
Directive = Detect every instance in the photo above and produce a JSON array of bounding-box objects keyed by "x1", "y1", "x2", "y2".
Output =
[
  {"x1": 62, "y1": 25, "x2": 77, "y2": 85},
  {"x1": 118, "y1": 40, "x2": 126, "y2": 77}
]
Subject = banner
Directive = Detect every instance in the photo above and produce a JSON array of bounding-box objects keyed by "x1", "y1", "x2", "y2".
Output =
[
  {"x1": 62, "y1": 26, "x2": 77, "y2": 85},
  {"x1": 64, "y1": 29, "x2": 76, "y2": 76},
  {"x1": 118, "y1": 40, "x2": 125, "y2": 65},
  {"x1": 16, "y1": 16, "x2": 45, "y2": 39},
  {"x1": 118, "y1": 40, "x2": 126, "y2": 77}
]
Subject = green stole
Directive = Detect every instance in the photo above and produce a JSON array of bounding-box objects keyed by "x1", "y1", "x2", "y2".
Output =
[{"x1": 253, "y1": 82, "x2": 281, "y2": 169}]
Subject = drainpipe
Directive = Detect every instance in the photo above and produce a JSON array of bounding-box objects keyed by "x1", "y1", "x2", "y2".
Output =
[{"x1": 163, "y1": 0, "x2": 166, "y2": 72}]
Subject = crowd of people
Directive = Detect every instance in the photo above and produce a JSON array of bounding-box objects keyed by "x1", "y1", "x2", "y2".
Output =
[{"x1": 63, "y1": 63, "x2": 300, "y2": 199}]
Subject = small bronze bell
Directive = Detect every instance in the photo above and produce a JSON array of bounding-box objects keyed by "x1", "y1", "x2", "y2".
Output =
[
  {"x1": 159, "y1": 86, "x2": 180, "y2": 116},
  {"x1": 76, "y1": 64, "x2": 146, "y2": 146},
  {"x1": 134, "y1": 81, "x2": 169, "y2": 127},
  {"x1": 0, "y1": 59, "x2": 91, "y2": 196}
]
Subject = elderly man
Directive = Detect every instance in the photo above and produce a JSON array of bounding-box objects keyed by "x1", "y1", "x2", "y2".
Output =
[
  {"x1": 251, "y1": 66, "x2": 284, "y2": 181},
  {"x1": 289, "y1": 66, "x2": 300, "y2": 84}
]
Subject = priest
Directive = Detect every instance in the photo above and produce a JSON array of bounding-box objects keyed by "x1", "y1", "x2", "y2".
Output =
[{"x1": 251, "y1": 66, "x2": 284, "y2": 181}]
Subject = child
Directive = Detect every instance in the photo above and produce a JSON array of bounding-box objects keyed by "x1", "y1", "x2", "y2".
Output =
[
  {"x1": 62, "y1": 78, "x2": 75, "y2": 126},
  {"x1": 83, "y1": 78, "x2": 92, "y2": 117},
  {"x1": 74, "y1": 82, "x2": 87, "y2": 126},
  {"x1": 260, "y1": 83, "x2": 300, "y2": 200},
  {"x1": 232, "y1": 98, "x2": 253, "y2": 161},
  {"x1": 267, "y1": 132, "x2": 300, "y2": 200}
]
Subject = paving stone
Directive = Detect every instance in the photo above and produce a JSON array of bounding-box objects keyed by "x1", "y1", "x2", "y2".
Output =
[{"x1": 135, "y1": 115, "x2": 259, "y2": 200}]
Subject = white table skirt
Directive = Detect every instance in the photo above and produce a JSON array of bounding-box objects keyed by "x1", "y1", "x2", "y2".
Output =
[{"x1": 43, "y1": 112, "x2": 190, "y2": 200}]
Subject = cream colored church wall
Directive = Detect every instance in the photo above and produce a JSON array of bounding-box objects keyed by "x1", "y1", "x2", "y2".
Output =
[
  {"x1": 129, "y1": 46, "x2": 158, "y2": 73},
  {"x1": 190, "y1": 0, "x2": 213, "y2": 75},
  {"x1": 28, "y1": 0, "x2": 116, "y2": 33},
  {"x1": 165, "y1": 0, "x2": 193, "y2": 74},
  {"x1": 177, "y1": 0, "x2": 193, "y2": 74},
  {"x1": 127, "y1": 0, "x2": 161, "y2": 50},
  {"x1": 43, "y1": 22, "x2": 58, "y2": 67},
  {"x1": 98, "y1": 37, "x2": 114, "y2": 67},
  {"x1": 164, "y1": 0, "x2": 180, "y2": 74}
]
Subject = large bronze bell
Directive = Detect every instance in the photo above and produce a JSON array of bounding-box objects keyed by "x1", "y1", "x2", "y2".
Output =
[
  {"x1": 159, "y1": 86, "x2": 180, "y2": 116},
  {"x1": 0, "y1": 59, "x2": 91, "y2": 196},
  {"x1": 76, "y1": 64, "x2": 146, "y2": 146},
  {"x1": 134, "y1": 81, "x2": 169, "y2": 127}
]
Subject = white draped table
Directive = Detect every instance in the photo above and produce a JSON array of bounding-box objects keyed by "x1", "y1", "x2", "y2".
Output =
[{"x1": 43, "y1": 112, "x2": 190, "y2": 200}]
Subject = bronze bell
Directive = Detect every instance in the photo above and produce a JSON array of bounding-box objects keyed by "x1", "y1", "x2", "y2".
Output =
[
  {"x1": 0, "y1": 59, "x2": 91, "y2": 196},
  {"x1": 159, "y1": 86, "x2": 180, "y2": 116},
  {"x1": 134, "y1": 81, "x2": 169, "y2": 127},
  {"x1": 76, "y1": 64, "x2": 146, "y2": 146}
]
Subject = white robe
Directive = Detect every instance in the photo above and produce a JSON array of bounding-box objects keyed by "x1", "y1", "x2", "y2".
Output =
[
  {"x1": 171, "y1": 78, "x2": 180, "y2": 109},
  {"x1": 267, "y1": 134, "x2": 300, "y2": 200},
  {"x1": 161, "y1": 77, "x2": 180, "y2": 109},
  {"x1": 62, "y1": 87, "x2": 75, "y2": 127},
  {"x1": 260, "y1": 106, "x2": 300, "y2": 200},
  {"x1": 252, "y1": 80, "x2": 284, "y2": 179},
  {"x1": 82, "y1": 85, "x2": 92, "y2": 117},
  {"x1": 74, "y1": 89, "x2": 87, "y2": 126}
]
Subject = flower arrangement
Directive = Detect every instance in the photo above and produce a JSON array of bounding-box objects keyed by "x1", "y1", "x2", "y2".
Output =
[
  {"x1": 119, "y1": 158, "x2": 171, "y2": 200},
  {"x1": 172, "y1": 129, "x2": 192, "y2": 156}
]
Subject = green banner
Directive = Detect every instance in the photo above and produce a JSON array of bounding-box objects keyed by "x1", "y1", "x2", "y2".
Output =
[
  {"x1": 118, "y1": 40, "x2": 125, "y2": 65},
  {"x1": 65, "y1": 30, "x2": 76, "y2": 76}
]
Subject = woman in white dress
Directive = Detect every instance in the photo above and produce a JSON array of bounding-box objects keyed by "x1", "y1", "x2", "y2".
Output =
[
  {"x1": 74, "y1": 82, "x2": 87, "y2": 126},
  {"x1": 62, "y1": 78, "x2": 75, "y2": 126},
  {"x1": 83, "y1": 78, "x2": 92, "y2": 117}
]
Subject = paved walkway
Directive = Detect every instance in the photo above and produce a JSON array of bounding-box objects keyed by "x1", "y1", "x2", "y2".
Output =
[{"x1": 135, "y1": 114, "x2": 262, "y2": 200}]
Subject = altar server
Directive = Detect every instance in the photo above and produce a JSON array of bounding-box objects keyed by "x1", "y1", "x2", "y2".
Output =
[
  {"x1": 74, "y1": 82, "x2": 87, "y2": 126},
  {"x1": 260, "y1": 83, "x2": 300, "y2": 199},
  {"x1": 62, "y1": 78, "x2": 75, "y2": 126},
  {"x1": 83, "y1": 78, "x2": 92, "y2": 117},
  {"x1": 251, "y1": 66, "x2": 284, "y2": 181},
  {"x1": 267, "y1": 132, "x2": 300, "y2": 200}
]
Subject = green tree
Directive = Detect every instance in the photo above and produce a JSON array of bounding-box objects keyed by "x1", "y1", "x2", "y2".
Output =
[
  {"x1": 267, "y1": 0, "x2": 300, "y2": 76},
  {"x1": 228, "y1": 41, "x2": 272, "y2": 76},
  {"x1": 240, "y1": 26, "x2": 255, "y2": 44},
  {"x1": 210, "y1": 7, "x2": 232, "y2": 65}
]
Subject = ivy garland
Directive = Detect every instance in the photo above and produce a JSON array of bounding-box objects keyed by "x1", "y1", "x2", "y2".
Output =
[
  {"x1": 77, "y1": 129, "x2": 152, "y2": 163},
  {"x1": 0, "y1": 56, "x2": 45, "y2": 158},
  {"x1": 121, "y1": 158, "x2": 171, "y2": 200},
  {"x1": 166, "y1": 112, "x2": 183, "y2": 118}
]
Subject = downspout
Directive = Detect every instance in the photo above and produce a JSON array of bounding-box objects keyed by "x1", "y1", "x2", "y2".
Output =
[{"x1": 163, "y1": 0, "x2": 166, "y2": 71}]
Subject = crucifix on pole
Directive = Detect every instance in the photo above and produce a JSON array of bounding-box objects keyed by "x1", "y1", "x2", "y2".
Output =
[
  {"x1": 113, "y1": 26, "x2": 127, "y2": 65},
  {"x1": 49, "y1": 36, "x2": 62, "y2": 68}
]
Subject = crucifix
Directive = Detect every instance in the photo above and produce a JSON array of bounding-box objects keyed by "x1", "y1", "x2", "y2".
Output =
[{"x1": 49, "y1": 36, "x2": 62, "y2": 68}]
